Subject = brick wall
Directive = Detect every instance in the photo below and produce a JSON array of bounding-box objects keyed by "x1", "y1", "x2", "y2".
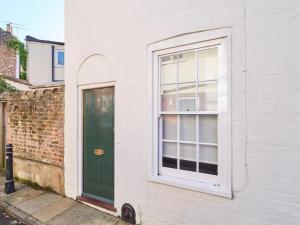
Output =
[
  {"x1": 0, "y1": 39, "x2": 16, "y2": 78},
  {"x1": 6, "y1": 86, "x2": 65, "y2": 194}
]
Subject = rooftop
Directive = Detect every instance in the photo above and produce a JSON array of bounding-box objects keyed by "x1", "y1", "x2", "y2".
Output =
[
  {"x1": 0, "y1": 27, "x2": 14, "y2": 42},
  {"x1": 25, "y1": 35, "x2": 64, "y2": 45}
]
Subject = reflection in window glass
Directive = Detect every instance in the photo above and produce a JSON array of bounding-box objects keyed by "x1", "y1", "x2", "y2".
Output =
[
  {"x1": 198, "y1": 48, "x2": 218, "y2": 81},
  {"x1": 198, "y1": 145, "x2": 218, "y2": 164},
  {"x1": 162, "y1": 142, "x2": 177, "y2": 169},
  {"x1": 198, "y1": 145, "x2": 218, "y2": 175},
  {"x1": 159, "y1": 46, "x2": 220, "y2": 177},
  {"x1": 161, "y1": 84, "x2": 176, "y2": 111},
  {"x1": 163, "y1": 115, "x2": 177, "y2": 140},
  {"x1": 198, "y1": 115, "x2": 218, "y2": 144},
  {"x1": 161, "y1": 57, "x2": 177, "y2": 84},
  {"x1": 180, "y1": 144, "x2": 196, "y2": 172},
  {"x1": 57, "y1": 51, "x2": 64, "y2": 66},
  {"x1": 178, "y1": 83, "x2": 196, "y2": 111},
  {"x1": 180, "y1": 115, "x2": 196, "y2": 141},
  {"x1": 198, "y1": 82, "x2": 217, "y2": 111},
  {"x1": 178, "y1": 52, "x2": 196, "y2": 83}
]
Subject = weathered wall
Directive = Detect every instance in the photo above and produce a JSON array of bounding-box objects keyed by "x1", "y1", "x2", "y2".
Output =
[
  {"x1": 6, "y1": 86, "x2": 64, "y2": 194},
  {"x1": 65, "y1": 0, "x2": 300, "y2": 225},
  {"x1": 0, "y1": 39, "x2": 16, "y2": 78}
]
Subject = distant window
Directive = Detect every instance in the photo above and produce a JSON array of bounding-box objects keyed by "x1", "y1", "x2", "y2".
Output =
[{"x1": 57, "y1": 51, "x2": 64, "y2": 66}]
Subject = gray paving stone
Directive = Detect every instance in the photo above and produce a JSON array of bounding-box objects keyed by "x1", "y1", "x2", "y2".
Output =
[
  {"x1": 32, "y1": 197, "x2": 77, "y2": 223},
  {"x1": 47, "y1": 204, "x2": 119, "y2": 225},
  {"x1": 80, "y1": 218, "x2": 120, "y2": 225},
  {"x1": 115, "y1": 220, "x2": 130, "y2": 225},
  {"x1": 0, "y1": 191, "x2": 8, "y2": 199},
  {"x1": 3, "y1": 188, "x2": 44, "y2": 206},
  {"x1": 26, "y1": 216, "x2": 47, "y2": 225},
  {"x1": 16, "y1": 192, "x2": 62, "y2": 215},
  {"x1": 6, "y1": 205, "x2": 29, "y2": 221},
  {"x1": 0, "y1": 200, "x2": 9, "y2": 209},
  {"x1": 0, "y1": 176, "x2": 125, "y2": 225}
]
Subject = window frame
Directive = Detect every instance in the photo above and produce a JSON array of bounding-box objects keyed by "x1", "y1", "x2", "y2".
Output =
[{"x1": 148, "y1": 29, "x2": 232, "y2": 198}]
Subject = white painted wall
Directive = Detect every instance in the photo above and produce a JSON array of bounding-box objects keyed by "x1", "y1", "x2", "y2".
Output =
[
  {"x1": 26, "y1": 41, "x2": 64, "y2": 85},
  {"x1": 64, "y1": 1, "x2": 300, "y2": 225}
]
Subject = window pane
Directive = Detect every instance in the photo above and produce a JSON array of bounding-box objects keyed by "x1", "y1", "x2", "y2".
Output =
[
  {"x1": 161, "y1": 84, "x2": 176, "y2": 111},
  {"x1": 160, "y1": 56, "x2": 177, "y2": 84},
  {"x1": 162, "y1": 142, "x2": 177, "y2": 169},
  {"x1": 162, "y1": 115, "x2": 177, "y2": 140},
  {"x1": 198, "y1": 82, "x2": 217, "y2": 111},
  {"x1": 180, "y1": 144, "x2": 196, "y2": 172},
  {"x1": 198, "y1": 145, "x2": 218, "y2": 164},
  {"x1": 178, "y1": 83, "x2": 196, "y2": 111},
  {"x1": 57, "y1": 51, "x2": 64, "y2": 65},
  {"x1": 178, "y1": 52, "x2": 196, "y2": 83},
  {"x1": 198, "y1": 48, "x2": 218, "y2": 81},
  {"x1": 198, "y1": 115, "x2": 217, "y2": 143},
  {"x1": 198, "y1": 145, "x2": 218, "y2": 175},
  {"x1": 198, "y1": 162, "x2": 218, "y2": 175},
  {"x1": 180, "y1": 115, "x2": 196, "y2": 141}
]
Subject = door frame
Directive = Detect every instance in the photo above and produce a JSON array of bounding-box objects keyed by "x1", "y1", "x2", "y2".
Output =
[{"x1": 77, "y1": 81, "x2": 116, "y2": 207}]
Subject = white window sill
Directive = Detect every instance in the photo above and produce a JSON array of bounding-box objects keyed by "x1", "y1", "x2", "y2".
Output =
[{"x1": 148, "y1": 175, "x2": 232, "y2": 199}]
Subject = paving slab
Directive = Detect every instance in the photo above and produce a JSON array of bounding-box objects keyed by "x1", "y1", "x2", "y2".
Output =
[
  {"x1": 0, "y1": 200, "x2": 9, "y2": 209},
  {"x1": 16, "y1": 192, "x2": 63, "y2": 215},
  {"x1": 32, "y1": 197, "x2": 78, "y2": 223},
  {"x1": 47, "y1": 204, "x2": 119, "y2": 225},
  {"x1": 3, "y1": 188, "x2": 44, "y2": 206},
  {"x1": 115, "y1": 221, "x2": 130, "y2": 225},
  {"x1": 0, "y1": 176, "x2": 127, "y2": 225},
  {"x1": 25, "y1": 216, "x2": 46, "y2": 225},
  {"x1": 6, "y1": 205, "x2": 29, "y2": 221}
]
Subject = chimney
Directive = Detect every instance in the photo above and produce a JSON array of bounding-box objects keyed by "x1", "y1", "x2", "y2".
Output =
[{"x1": 6, "y1": 23, "x2": 12, "y2": 34}]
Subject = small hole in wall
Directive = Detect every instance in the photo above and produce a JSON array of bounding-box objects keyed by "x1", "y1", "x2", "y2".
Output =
[{"x1": 121, "y1": 203, "x2": 136, "y2": 224}]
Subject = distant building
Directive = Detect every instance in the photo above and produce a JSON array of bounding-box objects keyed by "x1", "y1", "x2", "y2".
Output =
[
  {"x1": 0, "y1": 24, "x2": 19, "y2": 79},
  {"x1": 25, "y1": 35, "x2": 64, "y2": 85},
  {"x1": 0, "y1": 24, "x2": 29, "y2": 90}
]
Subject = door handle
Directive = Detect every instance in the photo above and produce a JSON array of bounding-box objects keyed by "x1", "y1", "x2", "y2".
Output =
[{"x1": 94, "y1": 148, "x2": 105, "y2": 156}]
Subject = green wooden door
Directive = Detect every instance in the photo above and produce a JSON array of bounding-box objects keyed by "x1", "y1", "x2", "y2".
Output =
[{"x1": 83, "y1": 87, "x2": 114, "y2": 203}]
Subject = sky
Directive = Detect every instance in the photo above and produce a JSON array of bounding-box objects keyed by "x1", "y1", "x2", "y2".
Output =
[{"x1": 0, "y1": 0, "x2": 64, "y2": 43}]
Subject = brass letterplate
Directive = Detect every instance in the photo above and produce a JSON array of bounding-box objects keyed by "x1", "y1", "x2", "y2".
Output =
[{"x1": 94, "y1": 148, "x2": 105, "y2": 156}]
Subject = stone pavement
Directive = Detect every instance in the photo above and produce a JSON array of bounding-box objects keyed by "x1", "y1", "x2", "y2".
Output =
[{"x1": 0, "y1": 176, "x2": 128, "y2": 225}]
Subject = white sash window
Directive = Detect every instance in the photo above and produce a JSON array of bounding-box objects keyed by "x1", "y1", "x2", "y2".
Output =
[{"x1": 149, "y1": 30, "x2": 232, "y2": 198}]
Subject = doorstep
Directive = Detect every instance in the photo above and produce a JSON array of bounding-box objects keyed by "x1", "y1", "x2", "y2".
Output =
[
  {"x1": 77, "y1": 195, "x2": 117, "y2": 212},
  {"x1": 0, "y1": 177, "x2": 128, "y2": 225}
]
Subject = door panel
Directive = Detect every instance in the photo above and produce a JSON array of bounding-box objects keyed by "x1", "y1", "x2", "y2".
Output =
[{"x1": 83, "y1": 87, "x2": 114, "y2": 203}]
